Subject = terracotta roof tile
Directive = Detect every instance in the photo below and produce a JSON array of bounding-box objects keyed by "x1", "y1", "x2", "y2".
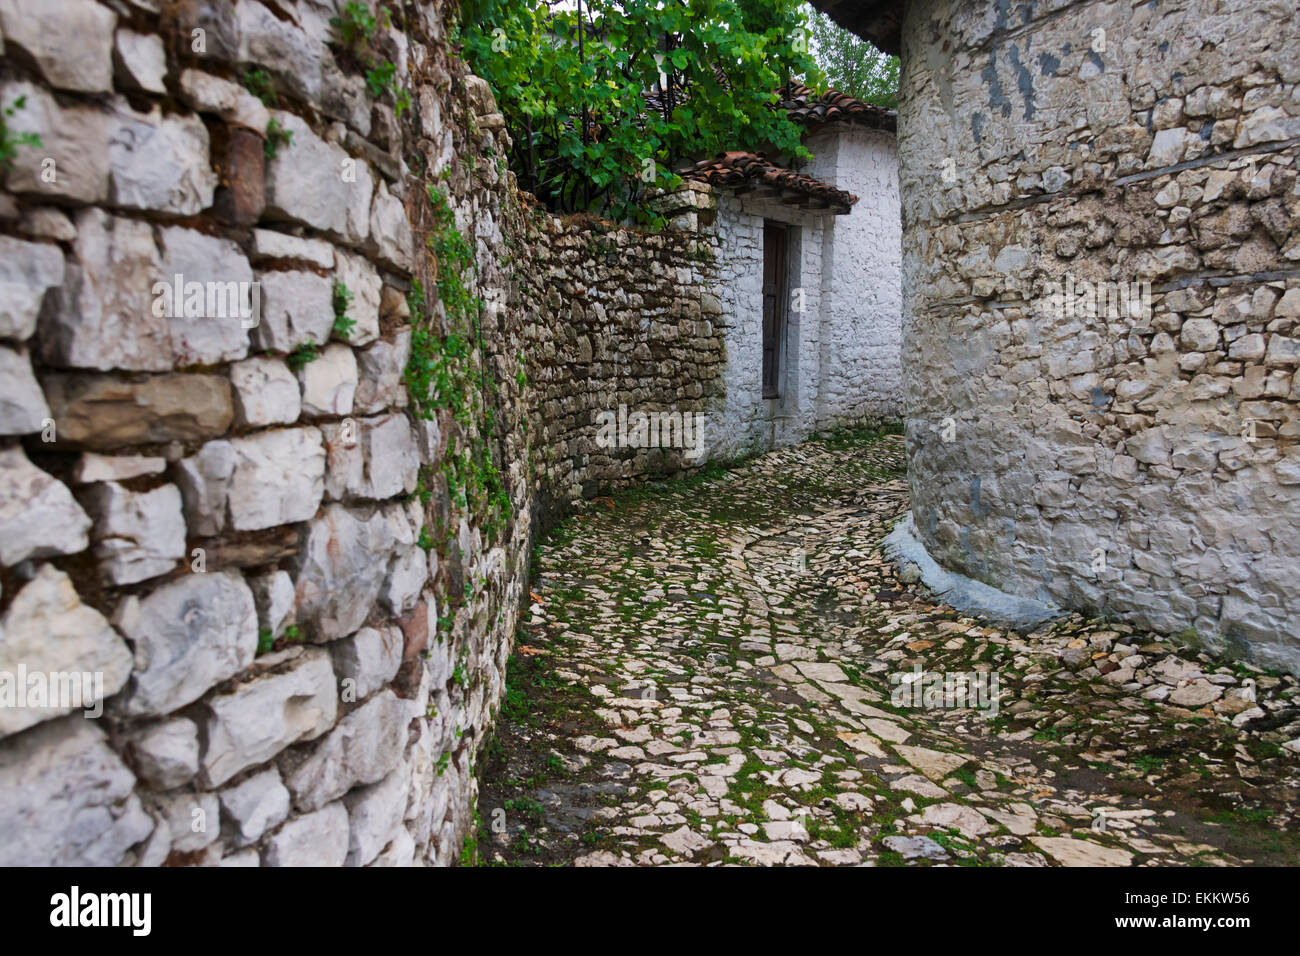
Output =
[
  {"x1": 778, "y1": 83, "x2": 897, "y2": 133},
  {"x1": 678, "y1": 151, "x2": 858, "y2": 213}
]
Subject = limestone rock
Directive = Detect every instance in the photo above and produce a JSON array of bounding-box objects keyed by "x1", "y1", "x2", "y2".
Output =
[
  {"x1": 794, "y1": 660, "x2": 848, "y2": 683},
  {"x1": 157, "y1": 226, "x2": 254, "y2": 365},
  {"x1": 40, "y1": 209, "x2": 170, "y2": 372},
  {"x1": 218, "y1": 848, "x2": 260, "y2": 867},
  {"x1": 281, "y1": 690, "x2": 412, "y2": 811},
  {"x1": 227, "y1": 427, "x2": 325, "y2": 532},
  {"x1": 264, "y1": 111, "x2": 371, "y2": 242},
  {"x1": 0, "y1": 81, "x2": 110, "y2": 203},
  {"x1": 325, "y1": 413, "x2": 419, "y2": 501},
  {"x1": 0, "y1": 716, "x2": 152, "y2": 866},
  {"x1": 0, "y1": 234, "x2": 64, "y2": 341},
  {"x1": 333, "y1": 250, "x2": 382, "y2": 347},
  {"x1": 109, "y1": 104, "x2": 217, "y2": 215},
  {"x1": 147, "y1": 790, "x2": 220, "y2": 852},
  {"x1": 19, "y1": 206, "x2": 75, "y2": 241},
  {"x1": 1146, "y1": 127, "x2": 1187, "y2": 167},
  {"x1": 661, "y1": 825, "x2": 714, "y2": 858},
  {"x1": 367, "y1": 180, "x2": 415, "y2": 273},
  {"x1": 114, "y1": 28, "x2": 167, "y2": 93},
  {"x1": 354, "y1": 329, "x2": 411, "y2": 414},
  {"x1": 81, "y1": 482, "x2": 186, "y2": 586},
  {"x1": 175, "y1": 440, "x2": 235, "y2": 537},
  {"x1": 249, "y1": 228, "x2": 334, "y2": 269},
  {"x1": 979, "y1": 805, "x2": 1038, "y2": 836},
  {"x1": 343, "y1": 765, "x2": 408, "y2": 866},
  {"x1": 890, "y1": 773, "x2": 949, "y2": 799},
  {"x1": 917, "y1": 801, "x2": 992, "y2": 838},
  {"x1": 74, "y1": 453, "x2": 166, "y2": 484},
  {"x1": 249, "y1": 569, "x2": 295, "y2": 639},
  {"x1": 321, "y1": 62, "x2": 371, "y2": 136},
  {"x1": 1168, "y1": 680, "x2": 1224, "y2": 708},
  {"x1": 219, "y1": 767, "x2": 290, "y2": 846},
  {"x1": 1235, "y1": 106, "x2": 1300, "y2": 148},
  {"x1": 893, "y1": 744, "x2": 971, "y2": 781},
  {"x1": 382, "y1": 547, "x2": 429, "y2": 616},
  {"x1": 369, "y1": 827, "x2": 416, "y2": 866},
  {"x1": 0, "y1": 345, "x2": 51, "y2": 434},
  {"x1": 198, "y1": 647, "x2": 337, "y2": 787},
  {"x1": 1031, "y1": 836, "x2": 1133, "y2": 867},
  {"x1": 42, "y1": 372, "x2": 234, "y2": 449},
  {"x1": 230, "y1": 356, "x2": 301, "y2": 427},
  {"x1": 0, "y1": 565, "x2": 133, "y2": 738},
  {"x1": 177, "y1": 69, "x2": 269, "y2": 132},
  {"x1": 236, "y1": 0, "x2": 324, "y2": 104},
  {"x1": 0, "y1": 446, "x2": 91, "y2": 566},
  {"x1": 253, "y1": 270, "x2": 334, "y2": 353},
  {"x1": 882, "y1": 834, "x2": 948, "y2": 861},
  {"x1": 0, "y1": 0, "x2": 116, "y2": 93},
  {"x1": 330, "y1": 624, "x2": 403, "y2": 701},
  {"x1": 123, "y1": 718, "x2": 199, "y2": 790},
  {"x1": 292, "y1": 504, "x2": 397, "y2": 640},
  {"x1": 114, "y1": 571, "x2": 258, "y2": 716},
  {"x1": 298, "y1": 343, "x2": 358, "y2": 417},
  {"x1": 263, "y1": 801, "x2": 349, "y2": 867}
]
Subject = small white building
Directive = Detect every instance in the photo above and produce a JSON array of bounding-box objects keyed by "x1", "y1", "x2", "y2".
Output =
[{"x1": 682, "y1": 87, "x2": 903, "y2": 460}]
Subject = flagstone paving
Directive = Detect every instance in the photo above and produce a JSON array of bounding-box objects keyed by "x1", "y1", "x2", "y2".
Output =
[{"x1": 475, "y1": 431, "x2": 1300, "y2": 866}]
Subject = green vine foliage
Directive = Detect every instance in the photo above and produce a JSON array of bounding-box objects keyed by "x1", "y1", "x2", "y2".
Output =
[
  {"x1": 803, "y1": 3, "x2": 899, "y2": 108},
  {"x1": 455, "y1": 0, "x2": 822, "y2": 221},
  {"x1": 0, "y1": 95, "x2": 41, "y2": 171},
  {"x1": 404, "y1": 183, "x2": 511, "y2": 542}
]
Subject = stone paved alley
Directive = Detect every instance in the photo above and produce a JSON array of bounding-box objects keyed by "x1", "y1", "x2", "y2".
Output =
[{"x1": 478, "y1": 432, "x2": 1300, "y2": 866}]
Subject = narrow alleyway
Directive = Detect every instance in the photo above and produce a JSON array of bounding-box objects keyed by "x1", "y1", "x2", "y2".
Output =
[{"x1": 477, "y1": 432, "x2": 1299, "y2": 866}]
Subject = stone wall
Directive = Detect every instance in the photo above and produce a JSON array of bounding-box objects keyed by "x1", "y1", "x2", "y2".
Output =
[
  {"x1": 522, "y1": 185, "x2": 724, "y2": 516},
  {"x1": 807, "y1": 125, "x2": 903, "y2": 424},
  {"x1": 888, "y1": 0, "x2": 1300, "y2": 670},
  {"x1": 710, "y1": 129, "x2": 904, "y2": 461},
  {"x1": 0, "y1": 0, "x2": 530, "y2": 865},
  {"x1": 712, "y1": 190, "x2": 829, "y2": 457},
  {"x1": 0, "y1": 0, "x2": 911, "y2": 866},
  {"x1": 521, "y1": 142, "x2": 905, "y2": 506}
]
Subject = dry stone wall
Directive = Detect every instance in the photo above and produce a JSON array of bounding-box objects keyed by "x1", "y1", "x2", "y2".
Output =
[
  {"x1": 892, "y1": 0, "x2": 1300, "y2": 670},
  {"x1": 0, "y1": 0, "x2": 531, "y2": 866},
  {"x1": 521, "y1": 184, "x2": 725, "y2": 517}
]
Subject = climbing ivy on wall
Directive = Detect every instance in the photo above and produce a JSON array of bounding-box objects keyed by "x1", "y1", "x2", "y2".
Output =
[
  {"x1": 405, "y1": 178, "x2": 512, "y2": 543},
  {"x1": 453, "y1": 0, "x2": 821, "y2": 221}
]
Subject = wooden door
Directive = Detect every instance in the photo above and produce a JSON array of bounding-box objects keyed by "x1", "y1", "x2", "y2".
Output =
[{"x1": 762, "y1": 222, "x2": 787, "y2": 399}]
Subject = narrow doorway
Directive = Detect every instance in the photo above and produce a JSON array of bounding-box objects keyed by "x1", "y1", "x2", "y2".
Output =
[{"x1": 762, "y1": 221, "x2": 789, "y2": 399}]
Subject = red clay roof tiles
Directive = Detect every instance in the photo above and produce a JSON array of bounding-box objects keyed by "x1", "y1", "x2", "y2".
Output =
[
  {"x1": 677, "y1": 151, "x2": 859, "y2": 213},
  {"x1": 778, "y1": 83, "x2": 897, "y2": 133}
]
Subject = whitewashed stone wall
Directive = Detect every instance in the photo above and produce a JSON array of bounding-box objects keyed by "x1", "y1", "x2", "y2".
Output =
[
  {"x1": 0, "y1": 0, "x2": 530, "y2": 866},
  {"x1": 712, "y1": 192, "x2": 828, "y2": 459},
  {"x1": 887, "y1": 0, "x2": 1300, "y2": 671},
  {"x1": 807, "y1": 126, "x2": 904, "y2": 424},
  {"x1": 710, "y1": 129, "x2": 903, "y2": 461}
]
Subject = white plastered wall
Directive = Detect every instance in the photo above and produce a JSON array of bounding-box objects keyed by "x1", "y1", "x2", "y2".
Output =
[{"x1": 707, "y1": 124, "x2": 903, "y2": 461}]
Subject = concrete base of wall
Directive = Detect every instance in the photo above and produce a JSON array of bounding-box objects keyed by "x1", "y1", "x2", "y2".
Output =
[{"x1": 883, "y1": 513, "x2": 1064, "y2": 630}]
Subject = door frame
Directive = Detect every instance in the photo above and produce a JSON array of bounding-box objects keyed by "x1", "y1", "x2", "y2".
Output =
[{"x1": 762, "y1": 220, "x2": 790, "y2": 400}]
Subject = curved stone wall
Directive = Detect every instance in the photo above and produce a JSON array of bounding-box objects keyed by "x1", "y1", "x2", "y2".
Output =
[
  {"x1": 894, "y1": 0, "x2": 1300, "y2": 670},
  {"x1": 0, "y1": 0, "x2": 532, "y2": 866}
]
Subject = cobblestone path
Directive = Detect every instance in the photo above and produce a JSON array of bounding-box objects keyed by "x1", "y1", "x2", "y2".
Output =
[{"x1": 476, "y1": 433, "x2": 1300, "y2": 866}]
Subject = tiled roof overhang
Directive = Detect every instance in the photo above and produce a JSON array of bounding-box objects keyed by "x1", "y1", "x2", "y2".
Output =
[
  {"x1": 778, "y1": 83, "x2": 897, "y2": 134},
  {"x1": 679, "y1": 151, "x2": 858, "y2": 214},
  {"x1": 805, "y1": 1, "x2": 905, "y2": 56}
]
